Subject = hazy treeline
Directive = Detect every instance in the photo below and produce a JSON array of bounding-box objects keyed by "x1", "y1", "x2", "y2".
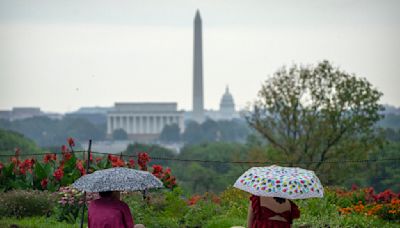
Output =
[{"x1": 0, "y1": 116, "x2": 106, "y2": 147}]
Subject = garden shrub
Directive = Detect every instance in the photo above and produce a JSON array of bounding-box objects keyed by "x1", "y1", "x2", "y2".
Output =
[
  {"x1": 219, "y1": 187, "x2": 249, "y2": 219},
  {"x1": 184, "y1": 200, "x2": 221, "y2": 227},
  {"x1": 54, "y1": 186, "x2": 98, "y2": 223},
  {"x1": 0, "y1": 190, "x2": 54, "y2": 218}
]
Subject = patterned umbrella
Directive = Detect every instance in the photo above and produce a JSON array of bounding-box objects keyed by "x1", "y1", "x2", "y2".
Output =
[
  {"x1": 233, "y1": 165, "x2": 324, "y2": 199},
  {"x1": 72, "y1": 167, "x2": 164, "y2": 192}
]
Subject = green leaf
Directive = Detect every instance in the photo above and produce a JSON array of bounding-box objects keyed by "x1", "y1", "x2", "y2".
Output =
[
  {"x1": 34, "y1": 162, "x2": 47, "y2": 180},
  {"x1": 43, "y1": 163, "x2": 53, "y2": 177},
  {"x1": 25, "y1": 172, "x2": 34, "y2": 187},
  {"x1": 63, "y1": 155, "x2": 77, "y2": 173}
]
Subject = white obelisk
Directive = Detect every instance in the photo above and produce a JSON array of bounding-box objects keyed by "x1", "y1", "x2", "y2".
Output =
[{"x1": 192, "y1": 10, "x2": 205, "y2": 123}]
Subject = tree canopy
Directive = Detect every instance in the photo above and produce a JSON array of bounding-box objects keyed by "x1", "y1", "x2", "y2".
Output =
[
  {"x1": 0, "y1": 128, "x2": 42, "y2": 161},
  {"x1": 159, "y1": 124, "x2": 181, "y2": 142},
  {"x1": 112, "y1": 129, "x2": 128, "y2": 140},
  {"x1": 246, "y1": 60, "x2": 384, "y2": 183}
]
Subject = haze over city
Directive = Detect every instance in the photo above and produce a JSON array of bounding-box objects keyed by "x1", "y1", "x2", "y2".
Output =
[{"x1": 1, "y1": 0, "x2": 399, "y2": 113}]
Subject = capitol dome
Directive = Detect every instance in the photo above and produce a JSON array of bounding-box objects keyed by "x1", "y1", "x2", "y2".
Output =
[{"x1": 219, "y1": 86, "x2": 236, "y2": 119}]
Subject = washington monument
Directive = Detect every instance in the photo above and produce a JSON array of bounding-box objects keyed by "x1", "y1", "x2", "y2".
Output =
[{"x1": 192, "y1": 10, "x2": 205, "y2": 123}]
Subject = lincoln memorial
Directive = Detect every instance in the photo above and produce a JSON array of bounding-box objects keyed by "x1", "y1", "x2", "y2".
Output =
[{"x1": 107, "y1": 102, "x2": 184, "y2": 141}]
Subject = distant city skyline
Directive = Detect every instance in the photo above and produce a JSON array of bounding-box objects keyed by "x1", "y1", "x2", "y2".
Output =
[{"x1": 0, "y1": 0, "x2": 399, "y2": 113}]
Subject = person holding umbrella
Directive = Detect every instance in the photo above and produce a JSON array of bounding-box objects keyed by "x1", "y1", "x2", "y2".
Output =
[
  {"x1": 72, "y1": 167, "x2": 164, "y2": 228},
  {"x1": 247, "y1": 195, "x2": 300, "y2": 228},
  {"x1": 88, "y1": 190, "x2": 142, "y2": 228},
  {"x1": 233, "y1": 165, "x2": 324, "y2": 228}
]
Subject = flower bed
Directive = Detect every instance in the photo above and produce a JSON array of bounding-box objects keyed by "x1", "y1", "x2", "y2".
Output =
[
  {"x1": 335, "y1": 186, "x2": 400, "y2": 221},
  {"x1": 0, "y1": 138, "x2": 177, "y2": 192}
]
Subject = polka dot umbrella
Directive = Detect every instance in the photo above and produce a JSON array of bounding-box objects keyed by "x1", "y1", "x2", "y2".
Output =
[{"x1": 233, "y1": 165, "x2": 324, "y2": 199}]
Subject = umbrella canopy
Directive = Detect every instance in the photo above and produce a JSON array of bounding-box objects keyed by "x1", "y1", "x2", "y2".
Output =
[
  {"x1": 72, "y1": 167, "x2": 164, "y2": 192},
  {"x1": 233, "y1": 165, "x2": 324, "y2": 199}
]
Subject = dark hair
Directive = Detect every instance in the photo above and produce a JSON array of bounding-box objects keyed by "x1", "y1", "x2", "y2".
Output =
[
  {"x1": 99, "y1": 191, "x2": 113, "y2": 198},
  {"x1": 273, "y1": 197, "x2": 286, "y2": 204}
]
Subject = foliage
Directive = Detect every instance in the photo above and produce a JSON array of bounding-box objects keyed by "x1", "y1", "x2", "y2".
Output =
[
  {"x1": 112, "y1": 128, "x2": 128, "y2": 140},
  {"x1": 366, "y1": 141, "x2": 400, "y2": 192},
  {"x1": 381, "y1": 127, "x2": 400, "y2": 142},
  {"x1": 172, "y1": 142, "x2": 249, "y2": 193},
  {"x1": 378, "y1": 114, "x2": 400, "y2": 130},
  {"x1": 0, "y1": 216, "x2": 83, "y2": 228},
  {"x1": 0, "y1": 128, "x2": 42, "y2": 161},
  {"x1": 334, "y1": 187, "x2": 400, "y2": 221},
  {"x1": 0, "y1": 186, "x2": 399, "y2": 227},
  {"x1": 246, "y1": 60, "x2": 384, "y2": 185},
  {"x1": 0, "y1": 190, "x2": 54, "y2": 218},
  {"x1": 182, "y1": 119, "x2": 251, "y2": 145},
  {"x1": 124, "y1": 143, "x2": 176, "y2": 168},
  {"x1": 54, "y1": 186, "x2": 98, "y2": 223},
  {"x1": 0, "y1": 138, "x2": 177, "y2": 192},
  {"x1": 159, "y1": 123, "x2": 181, "y2": 142},
  {"x1": 0, "y1": 116, "x2": 105, "y2": 147}
]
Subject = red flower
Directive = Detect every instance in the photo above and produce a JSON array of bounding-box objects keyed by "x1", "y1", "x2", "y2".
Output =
[
  {"x1": 61, "y1": 145, "x2": 68, "y2": 153},
  {"x1": 152, "y1": 165, "x2": 163, "y2": 178},
  {"x1": 128, "y1": 159, "x2": 135, "y2": 168},
  {"x1": 188, "y1": 195, "x2": 202, "y2": 205},
  {"x1": 67, "y1": 137, "x2": 75, "y2": 147},
  {"x1": 63, "y1": 152, "x2": 72, "y2": 161},
  {"x1": 108, "y1": 155, "x2": 125, "y2": 167},
  {"x1": 19, "y1": 166, "x2": 26, "y2": 175},
  {"x1": 96, "y1": 157, "x2": 102, "y2": 163},
  {"x1": 10, "y1": 156, "x2": 20, "y2": 166},
  {"x1": 17, "y1": 158, "x2": 34, "y2": 175},
  {"x1": 0, "y1": 162, "x2": 3, "y2": 171},
  {"x1": 76, "y1": 160, "x2": 86, "y2": 175},
  {"x1": 41, "y1": 178, "x2": 48, "y2": 189},
  {"x1": 43, "y1": 154, "x2": 53, "y2": 163},
  {"x1": 138, "y1": 152, "x2": 150, "y2": 171},
  {"x1": 53, "y1": 168, "x2": 64, "y2": 181}
]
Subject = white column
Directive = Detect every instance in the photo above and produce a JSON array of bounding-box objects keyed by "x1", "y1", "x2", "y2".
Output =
[
  {"x1": 161, "y1": 116, "x2": 166, "y2": 131},
  {"x1": 145, "y1": 116, "x2": 150, "y2": 134},
  {"x1": 139, "y1": 116, "x2": 143, "y2": 134},
  {"x1": 134, "y1": 116, "x2": 138, "y2": 134},
  {"x1": 129, "y1": 116, "x2": 133, "y2": 134},
  {"x1": 149, "y1": 116, "x2": 153, "y2": 134},
  {"x1": 115, "y1": 116, "x2": 119, "y2": 130},
  {"x1": 156, "y1": 116, "x2": 161, "y2": 133},
  {"x1": 152, "y1": 116, "x2": 157, "y2": 133},
  {"x1": 107, "y1": 116, "x2": 111, "y2": 135}
]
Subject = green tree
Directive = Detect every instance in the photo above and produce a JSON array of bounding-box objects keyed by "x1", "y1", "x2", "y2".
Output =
[
  {"x1": 246, "y1": 60, "x2": 384, "y2": 184},
  {"x1": 173, "y1": 142, "x2": 248, "y2": 193},
  {"x1": 0, "y1": 128, "x2": 42, "y2": 161},
  {"x1": 182, "y1": 121, "x2": 203, "y2": 144},
  {"x1": 124, "y1": 143, "x2": 176, "y2": 167},
  {"x1": 112, "y1": 129, "x2": 128, "y2": 140},
  {"x1": 159, "y1": 124, "x2": 181, "y2": 142},
  {"x1": 367, "y1": 142, "x2": 400, "y2": 192}
]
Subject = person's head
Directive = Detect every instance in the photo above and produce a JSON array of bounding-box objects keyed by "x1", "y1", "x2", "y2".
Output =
[
  {"x1": 99, "y1": 191, "x2": 113, "y2": 198},
  {"x1": 273, "y1": 197, "x2": 286, "y2": 204},
  {"x1": 99, "y1": 191, "x2": 120, "y2": 200}
]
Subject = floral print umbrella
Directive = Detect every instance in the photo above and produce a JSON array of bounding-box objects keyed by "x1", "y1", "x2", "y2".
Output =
[
  {"x1": 72, "y1": 167, "x2": 163, "y2": 192},
  {"x1": 233, "y1": 165, "x2": 324, "y2": 199}
]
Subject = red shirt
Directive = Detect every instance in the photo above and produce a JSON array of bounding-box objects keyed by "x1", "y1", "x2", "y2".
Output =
[
  {"x1": 88, "y1": 197, "x2": 134, "y2": 228},
  {"x1": 250, "y1": 195, "x2": 300, "y2": 228}
]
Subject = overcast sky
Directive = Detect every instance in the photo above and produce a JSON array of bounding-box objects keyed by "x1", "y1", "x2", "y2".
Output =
[{"x1": 0, "y1": 0, "x2": 399, "y2": 113}]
